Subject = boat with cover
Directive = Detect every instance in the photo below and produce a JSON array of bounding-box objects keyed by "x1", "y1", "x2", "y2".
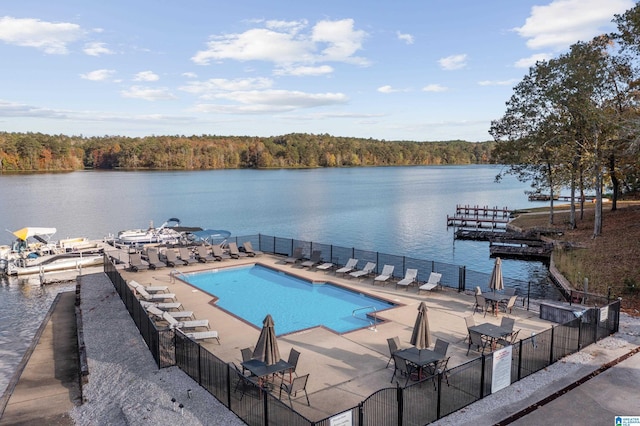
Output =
[
  {"x1": 0, "y1": 227, "x2": 104, "y2": 276},
  {"x1": 112, "y1": 218, "x2": 203, "y2": 247}
]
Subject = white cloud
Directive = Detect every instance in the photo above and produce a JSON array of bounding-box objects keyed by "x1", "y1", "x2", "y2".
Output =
[
  {"x1": 83, "y1": 41, "x2": 113, "y2": 56},
  {"x1": 438, "y1": 54, "x2": 467, "y2": 70},
  {"x1": 180, "y1": 77, "x2": 273, "y2": 98},
  {"x1": 274, "y1": 65, "x2": 334, "y2": 76},
  {"x1": 133, "y1": 71, "x2": 160, "y2": 82},
  {"x1": 397, "y1": 31, "x2": 414, "y2": 44},
  {"x1": 477, "y1": 79, "x2": 520, "y2": 86},
  {"x1": 182, "y1": 72, "x2": 198, "y2": 79},
  {"x1": 514, "y1": 0, "x2": 634, "y2": 51},
  {"x1": 121, "y1": 86, "x2": 177, "y2": 101},
  {"x1": 0, "y1": 16, "x2": 83, "y2": 54},
  {"x1": 80, "y1": 69, "x2": 116, "y2": 81},
  {"x1": 514, "y1": 53, "x2": 553, "y2": 68},
  {"x1": 192, "y1": 18, "x2": 368, "y2": 68},
  {"x1": 193, "y1": 90, "x2": 348, "y2": 114},
  {"x1": 377, "y1": 85, "x2": 397, "y2": 93},
  {"x1": 422, "y1": 84, "x2": 448, "y2": 92}
]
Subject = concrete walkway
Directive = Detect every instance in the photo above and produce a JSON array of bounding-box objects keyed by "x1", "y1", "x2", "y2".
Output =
[{"x1": 0, "y1": 291, "x2": 81, "y2": 425}]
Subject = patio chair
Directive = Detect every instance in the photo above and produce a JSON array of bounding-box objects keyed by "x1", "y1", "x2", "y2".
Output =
[
  {"x1": 146, "y1": 249, "x2": 166, "y2": 269},
  {"x1": 503, "y1": 287, "x2": 517, "y2": 297},
  {"x1": 177, "y1": 247, "x2": 198, "y2": 265},
  {"x1": 195, "y1": 245, "x2": 216, "y2": 263},
  {"x1": 129, "y1": 252, "x2": 149, "y2": 272},
  {"x1": 497, "y1": 329, "x2": 520, "y2": 348},
  {"x1": 230, "y1": 362, "x2": 261, "y2": 400},
  {"x1": 395, "y1": 269, "x2": 418, "y2": 290},
  {"x1": 228, "y1": 241, "x2": 247, "y2": 259},
  {"x1": 500, "y1": 317, "x2": 515, "y2": 332},
  {"x1": 349, "y1": 262, "x2": 376, "y2": 280},
  {"x1": 386, "y1": 336, "x2": 402, "y2": 368},
  {"x1": 434, "y1": 338, "x2": 449, "y2": 356},
  {"x1": 162, "y1": 311, "x2": 210, "y2": 330},
  {"x1": 279, "y1": 374, "x2": 310, "y2": 407},
  {"x1": 282, "y1": 348, "x2": 301, "y2": 380},
  {"x1": 390, "y1": 354, "x2": 418, "y2": 387},
  {"x1": 164, "y1": 249, "x2": 184, "y2": 267},
  {"x1": 467, "y1": 330, "x2": 488, "y2": 355},
  {"x1": 374, "y1": 265, "x2": 394, "y2": 285},
  {"x1": 300, "y1": 250, "x2": 322, "y2": 268},
  {"x1": 418, "y1": 272, "x2": 442, "y2": 293},
  {"x1": 243, "y1": 241, "x2": 263, "y2": 256},
  {"x1": 500, "y1": 295, "x2": 518, "y2": 314},
  {"x1": 473, "y1": 294, "x2": 488, "y2": 316},
  {"x1": 464, "y1": 315, "x2": 476, "y2": 330},
  {"x1": 211, "y1": 244, "x2": 231, "y2": 260},
  {"x1": 426, "y1": 356, "x2": 450, "y2": 390},
  {"x1": 336, "y1": 258, "x2": 358, "y2": 275},
  {"x1": 284, "y1": 247, "x2": 304, "y2": 264}
]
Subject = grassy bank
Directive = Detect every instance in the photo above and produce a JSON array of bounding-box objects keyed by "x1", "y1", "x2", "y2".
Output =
[{"x1": 510, "y1": 200, "x2": 640, "y2": 315}]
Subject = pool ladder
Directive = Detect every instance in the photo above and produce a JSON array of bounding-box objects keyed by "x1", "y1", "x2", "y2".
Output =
[
  {"x1": 352, "y1": 306, "x2": 378, "y2": 332},
  {"x1": 170, "y1": 269, "x2": 188, "y2": 283}
]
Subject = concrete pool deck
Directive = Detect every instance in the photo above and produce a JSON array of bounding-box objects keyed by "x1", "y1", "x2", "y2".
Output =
[{"x1": 121, "y1": 252, "x2": 557, "y2": 421}]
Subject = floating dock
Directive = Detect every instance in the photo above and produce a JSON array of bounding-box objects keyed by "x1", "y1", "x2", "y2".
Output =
[{"x1": 447, "y1": 205, "x2": 512, "y2": 230}]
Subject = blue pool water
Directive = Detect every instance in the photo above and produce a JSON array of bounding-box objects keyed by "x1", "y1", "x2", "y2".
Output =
[{"x1": 184, "y1": 265, "x2": 396, "y2": 335}]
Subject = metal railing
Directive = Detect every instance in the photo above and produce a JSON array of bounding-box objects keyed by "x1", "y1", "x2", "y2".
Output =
[{"x1": 103, "y1": 240, "x2": 621, "y2": 425}]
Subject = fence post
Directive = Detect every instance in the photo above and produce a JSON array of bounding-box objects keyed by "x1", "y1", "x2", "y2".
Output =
[
  {"x1": 358, "y1": 402, "x2": 364, "y2": 426},
  {"x1": 517, "y1": 339, "x2": 523, "y2": 381},
  {"x1": 263, "y1": 388, "x2": 269, "y2": 425},
  {"x1": 480, "y1": 355, "x2": 486, "y2": 399},
  {"x1": 458, "y1": 266, "x2": 466, "y2": 293},
  {"x1": 436, "y1": 372, "x2": 442, "y2": 420},
  {"x1": 396, "y1": 383, "x2": 403, "y2": 426},
  {"x1": 549, "y1": 327, "x2": 555, "y2": 365},
  {"x1": 198, "y1": 344, "x2": 202, "y2": 385},
  {"x1": 526, "y1": 281, "x2": 531, "y2": 310}
]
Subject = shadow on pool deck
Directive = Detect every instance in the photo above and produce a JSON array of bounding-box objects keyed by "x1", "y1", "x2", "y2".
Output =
[{"x1": 124, "y1": 254, "x2": 554, "y2": 421}]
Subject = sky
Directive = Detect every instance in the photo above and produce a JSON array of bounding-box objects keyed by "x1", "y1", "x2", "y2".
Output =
[{"x1": 0, "y1": 0, "x2": 636, "y2": 142}]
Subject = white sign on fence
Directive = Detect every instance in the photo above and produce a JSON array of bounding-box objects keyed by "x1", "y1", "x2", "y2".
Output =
[
  {"x1": 330, "y1": 410, "x2": 353, "y2": 426},
  {"x1": 491, "y1": 345, "x2": 513, "y2": 394}
]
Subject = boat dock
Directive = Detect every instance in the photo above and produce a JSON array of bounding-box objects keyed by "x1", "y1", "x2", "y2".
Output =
[
  {"x1": 489, "y1": 237, "x2": 553, "y2": 262},
  {"x1": 446, "y1": 205, "x2": 512, "y2": 230}
]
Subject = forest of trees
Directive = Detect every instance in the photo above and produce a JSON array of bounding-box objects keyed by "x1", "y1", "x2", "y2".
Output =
[
  {"x1": 490, "y1": 4, "x2": 640, "y2": 237},
  {"x1": 0, "y1": 132, "x2": 494, "y2": 171}
]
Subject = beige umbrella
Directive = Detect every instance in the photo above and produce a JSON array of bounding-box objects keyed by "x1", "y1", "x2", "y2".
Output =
[
  {"x1": 489, "y1": 257, "x2": 504, "y2": 293},
  {"x1": 252, "y1": 314, "x2": 281, "y2": 366},
  {"x1": 410, "y1": 302, "x2": 431, "y2": 351}
]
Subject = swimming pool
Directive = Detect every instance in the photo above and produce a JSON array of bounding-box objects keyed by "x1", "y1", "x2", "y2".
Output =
[{"x1": 184, "y1": 264, "x2": 396, "y2": 335}]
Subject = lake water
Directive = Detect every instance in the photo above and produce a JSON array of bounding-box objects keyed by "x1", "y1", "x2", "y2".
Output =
[{"x1": 0, "y1": 165, "x2": 562, "y2": 393}]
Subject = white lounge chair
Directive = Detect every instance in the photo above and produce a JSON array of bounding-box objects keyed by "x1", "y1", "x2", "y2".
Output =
[
  {"x1": 336, "y1": 258, "x2": 358, "y2": 275},
  {"x1": 129, "y1": 280, "x2": 169, "y2": 294},
  {"x1": 162, "y1": 311, "x2": 210, "y2": 330},
  {"x1": 418, "y1": 272, "x2": 442, "y2": 293},
  {"x1": 145, "y1": 305, "x2": 194, "y2": 320},
  {"x1": 349, "y1": 262, "x2": 376, "y2": 279},
  {"x1": 395, "y1": 269, "x2": 418, "y2": 290},
  {"x1": 374, "y1": 265, "x2": 395, "y2": 285},
  {"x1": 316, "y1": 262, "x2": 334, "y2": 272},
  {"x1": 132, "y1": 285, "x2": 176, "y2": 302},
  {"x1": 139, "y1": 300, "x2": 183, "y2": 311},
  {"x1": 181, "y1": 329, "x2": 220, "y2": 344}
]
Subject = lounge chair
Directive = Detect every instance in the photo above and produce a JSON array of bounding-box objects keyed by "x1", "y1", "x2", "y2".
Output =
[
  {"x1": 178, "y1": 247, "x2": 198, "y2": 265},
  {"x1": 196, "y1": 245, "x2": 216, "y2": 263},
  {"x1": 284, "y1": 247, "x2": 304, "y2": 264},
  {"x1": 129, "y1": 252, "x2": 149, "y2": 272},
  {"x1": 349, "y1": 262, "x2": 376, "y2": 280},
  {"x1": 133, "y1": 285, "x2": 176, "y2": 302},
  {"x1": 178, "y1": 328, "x2": 220, "y2": 344},
  {"x1": 227, "y1": 242, "x2": 248, "y2": 259},
  {"x1": 418, "y1": 272, "x2": 442, "y2": 293},
  {"x1": 210, "y1": 244, "x2": 230, "y2": 260},
  {"x1": 129, "y1": 280, "x2": 169, "y2": 294},
  {"x1": 162, "y1": 311, "x2": 210, "y2": 330},
  {"x1": 243, "y1": 241, "x2": 263, "y2": 257},
  {"x1": 145, "y1": 305, "x2": 194, "y2": 320},
  {"x1": 316, "y1": 262, "x2": 334, "y2": 272},
  {"x1": 374, "y1": 265, "x2": 395, "y2": 285},
  {"x1": 139, "y1": 300, "x2": 183, "y2": 311},
  {"x1": 164, "y1": 249, "x2": 184, "y2": 267},
  {"x1": 300, "y1": 250, "x2": 322, "y2": 268},
  {"x1": 336, "y1": 258, "x2": 358, "y2": 275},
  {"x1": 395, "y1": 269, "x2": 418, "y2": 290},
  {"x1": 146, "y1": 249, "x2": 166, "y2": 269}
]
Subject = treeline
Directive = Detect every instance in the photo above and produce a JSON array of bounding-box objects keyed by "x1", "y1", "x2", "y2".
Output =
[{"x1": 0, "y1": 132, "x2": 494, "y2": 171}]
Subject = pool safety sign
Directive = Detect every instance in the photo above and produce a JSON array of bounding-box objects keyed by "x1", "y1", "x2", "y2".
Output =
[{"x1": 617, "y1": 417, "x2": 640, "y2": 425}]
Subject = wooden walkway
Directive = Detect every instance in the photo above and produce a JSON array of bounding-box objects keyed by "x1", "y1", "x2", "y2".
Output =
[{"x1": 447, "y1": 205, "x2": 512, "y2": 230}]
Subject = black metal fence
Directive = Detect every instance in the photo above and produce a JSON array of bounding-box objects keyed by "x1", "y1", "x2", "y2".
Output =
[{"x1": 103, "y1": 236, "x2": 621, "y2": 425}]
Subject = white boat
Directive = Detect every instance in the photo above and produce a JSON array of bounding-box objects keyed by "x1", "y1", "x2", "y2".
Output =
[
  {"x1": 111, "y1": 218, "x2": 202, "y2": 247},
  {"x1": 1, "y1": 227, "x2": 104, "y2": 276}
]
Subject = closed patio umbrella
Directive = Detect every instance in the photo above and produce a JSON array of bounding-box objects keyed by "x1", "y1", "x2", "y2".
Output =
[
  {"x1": 489, "y1": 257, "x2": 504, "y2": 293},
  {"x1": 410, "y1": 302, "x2": 431, "y2": 351},
  {"x1": 252, "y1": 314, "x2": 281, "y2": 366}
]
